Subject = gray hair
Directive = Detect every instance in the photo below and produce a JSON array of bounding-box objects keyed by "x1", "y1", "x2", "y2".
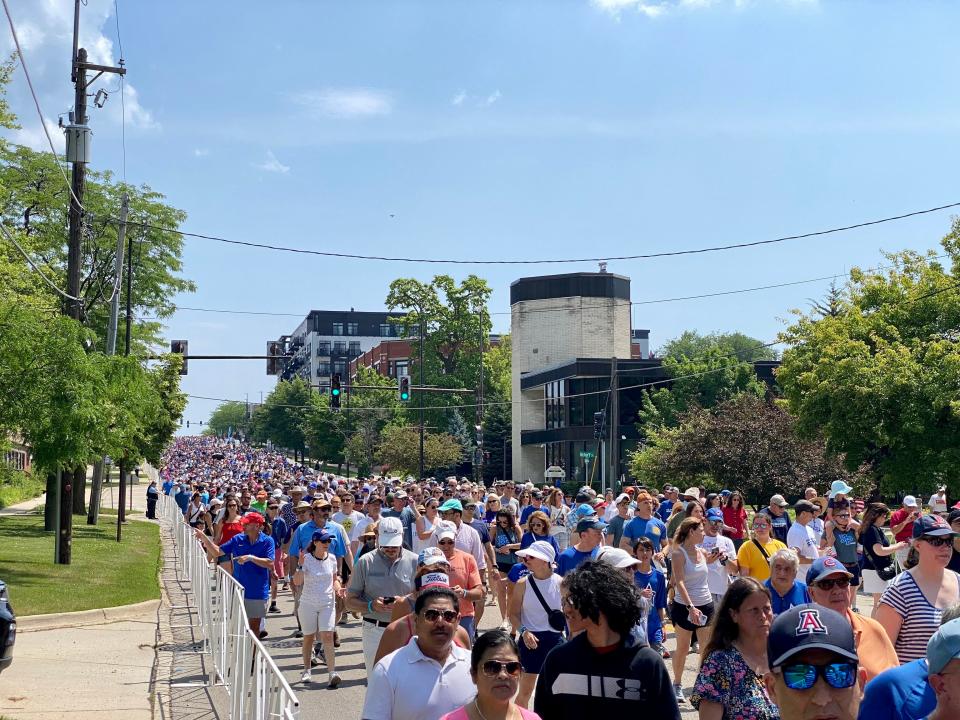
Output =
[
  {"x1": 942, "y1": 602, "x2": 960, "y2": 625},
  {"x1": 769, "y1": 547, "x2": 800, "y2": 571}
]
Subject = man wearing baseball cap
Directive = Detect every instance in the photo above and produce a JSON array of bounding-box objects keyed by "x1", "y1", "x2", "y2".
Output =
[
  {"x1": 765, "y1": 604, "x2": 866, "y2": 720},
  {"x1": 194, "y1": 512, "x2": 275, "y2": 637},
  {"x1": 759, "y1": 494, "x2": 793, "y2": 544},
  {"x1": 890, "y1": 496, "x2": 923, "y2": 568},
  {"x1": 556, "y1": 516, "x2": 605, "y2": 576}
]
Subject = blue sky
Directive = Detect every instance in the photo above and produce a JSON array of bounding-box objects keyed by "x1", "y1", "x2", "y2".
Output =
[{"x1": 4, "y1": 0, "x2": 960, "y2": 428}]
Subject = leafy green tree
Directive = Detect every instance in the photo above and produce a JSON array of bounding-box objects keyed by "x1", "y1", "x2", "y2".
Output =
[
  {"x1": 377, "y1": 425, "x2": 463, "y2": 477},
  {"x1": 251, "y1": 378, "x2": 313, "y2": 457},
  {"x1": 778, "y1": 227, "x2": 960, "y2": 495},
  {"x1": 205, "y1": 401, "x2": 252, "y2": 438},
  {"x1": 629, "y1": 394, "x2": 866, "y2": 506}
]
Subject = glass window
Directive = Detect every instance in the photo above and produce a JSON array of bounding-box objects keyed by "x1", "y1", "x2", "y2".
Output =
[
  {"x1": 317, "y1": 361, "x2": 331, "y2": 376},
  {"x1": 333, "y1": 360, "x2": 347, "y2": 376},
  {"x1": 380, "y1": 323, "x2": 392, "y2": 337},
  {"x1": 349, "y1": 341, "x2": 361, "y2": 356},
  {"x1": 317, "y1": 341, "x2": 330, "y2": 355},
  {"x1": 347, "y1": 322, "x2": 359, "y2": 336},
  {"x1": 333, "y1": 341, "x2": 347, "y2": 354},
  {"x1": 332, "y1": 323, "x2": 344, "y2": 336}
]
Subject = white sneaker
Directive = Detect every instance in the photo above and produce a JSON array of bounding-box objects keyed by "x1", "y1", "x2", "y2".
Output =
[
  {"x1": 674, "y1": 686, "x2": 686, "y2": 704},
  {"x1": 328, "y1": 672, "x2": 342, "y2": 688},
  {"x1": 499, "y1": 620, "x2": 512, "y2": 632},
  {"x1": 300, "y1": 669, "x2": 311, "y2": 683}
]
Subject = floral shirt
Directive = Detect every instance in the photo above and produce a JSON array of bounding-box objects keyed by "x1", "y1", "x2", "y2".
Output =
[{"x1": 692, "y1": 646, "x2": 780, "y2": 720}]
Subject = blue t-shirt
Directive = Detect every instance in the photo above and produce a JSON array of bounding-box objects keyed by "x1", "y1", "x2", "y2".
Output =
[
  {"x1": 634, "y1": 568, "x2": 668, "y2": 645},
  {"x1": 764, "y1": 579, "x2": 811, "y2": 616},
  {"x1": 520, "y1": 531, "x2": 560, "y2": 557},
  {"x1": 858, "y1": 659, "x2": 934, "y2": 720},
  {"x1": 520, "y1": 504, "x2": 544, "y2": 526},
  {"x1": 555, "y1": 545, "x2": 599, "y2": 576},
  {"x1": 221, "y1": 531, "x2": 275, "y2": 600},
  {"x1": 622, "y1": 516, "x2": 668, "y2": 551},
  {"x1": 162, "y1": 480, "x2": 174, "y2": 495},
  {"x1": 271, "y1": 517, "x2": 289, "y2": 547},
  {"x1": 469, "y1": 519, "x2": 491, "y2": 545},
  {"x1": 759, "y1": 507, "x2": 792, "y2": 544},
  {"x1": 655, "y1": 500, "x2": 673, "y2": 522},
  {"x1": 288, "y1": 520, "x2": 346, "y2": 559},
  {"x1": 507, "y1": 561, "x2": 531, "y2": 584}
]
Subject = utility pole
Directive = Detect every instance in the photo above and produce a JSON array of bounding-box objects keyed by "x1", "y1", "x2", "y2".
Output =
[
  {"x1": 418, "y1": 318, "x2": 425, "y2": 481},
  {"x1": 88, "y1": 193, "x2": 128, "y2": 526},
  {"x1": 608, "y1": 356, "x2": 619, "y2": 495},
  {"x1": 117, "y1": 227, "x2": 134, "y2": 541},
  {"x1": 57, "y1": 0, "x2": 125, "y2": 564},
  {"x1": 475, "y1": 306, "x2": 485, "y2": 485}
]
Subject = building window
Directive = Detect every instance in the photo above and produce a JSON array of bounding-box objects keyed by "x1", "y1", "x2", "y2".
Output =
[
  {"x1": 317, "y1": 341, "x2": 330, "y2": 356},
  {"x1": 545, "y1": 380, "x2": 566, "y2": 430},
  {"x1": 333, "y1": 341, "x2": 347, "y2": 355},
  {"x1": 346, "y1": 322, "x2": 359, "y2": 336},
  {"x1": 332, "y1": 323, "x2": 344, "y2": 336},
  {"x1": 379, "y1": 323, "x2": 392, "y2": 337},
  {"x1": 348, "y1": 341, "x2": 361, "y2": 357},
  {"x1": 317, "y1": 361, "x2": 331, "y2": 376}
]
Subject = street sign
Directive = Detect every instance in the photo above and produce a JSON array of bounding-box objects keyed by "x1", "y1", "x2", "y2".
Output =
[{"x1": 579, "y1": 451, "x2": 594, "y2": 460}]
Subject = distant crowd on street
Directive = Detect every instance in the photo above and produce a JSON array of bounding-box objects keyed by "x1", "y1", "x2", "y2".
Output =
[{"x1": 155, "y1": 435, "x2": 960, "y2": 720}]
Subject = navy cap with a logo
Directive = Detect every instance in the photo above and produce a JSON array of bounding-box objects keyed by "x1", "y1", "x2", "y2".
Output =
[
  {"x1": 913, "y1": 513, "x2": 957, "y2": 539},
  {"x1": 767, "y1": 604, "x2": 859, "y2": 669}
]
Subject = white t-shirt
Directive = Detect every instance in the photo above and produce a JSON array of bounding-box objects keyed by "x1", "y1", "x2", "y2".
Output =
[
  {"x1": 362, "y1": 637, "x2": 473, "y2": 720},
  {"x1": 332, "y1": 510, "x2": 365, "y2": 542},
  {"x1": 928, "y1": 493, "x2": 948, "y2": 513},
  {"x1": 701, "y1": 534, "x2": 737, "y2": 596},
  {"x1": 786, "y1": 522, "x2": 820, "y2": 584}
]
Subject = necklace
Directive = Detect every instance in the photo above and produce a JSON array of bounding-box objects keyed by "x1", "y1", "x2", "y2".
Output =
[{"x1": 473, "y1": 699, "x2": 516, "y2": 720}]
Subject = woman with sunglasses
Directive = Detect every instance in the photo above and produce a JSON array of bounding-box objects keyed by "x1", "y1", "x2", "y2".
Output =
[
  {"x1": 294, "y1": 528, "x2": 344, "y2": 686},
  {"x1": 691, "y1": 577, "x2": 778, "y2": 720},
  {"x1": 545, "y1": 489, "x2": 570, "y2": 551},
  {"x1": 413, "y1": 498, "x2": 440, "y2": 553},
  {"x1": 519, "y1": 511, "x2": 560, "y2": 557},
  {"x1": 858, "y1": 503, "x2": 908, "y2": 611},
  {"x1": 484, "y1": 495, "x2": 502, "y2": 524},
  {"x1": 493, "y1": 510, "x2": 523, "y2": 620},
  {"x1": 722, "y1": 492, "x2": 749, "y2": 550},
  {"x1": 440, "y1": 629, "x2": 543, "y2": 720},
  {"x1": 875, "y1": 513, "x2": 960, "y2": 663},
  {"x1": 214, "y1": 494, "x2": 243, "y2": 545}
]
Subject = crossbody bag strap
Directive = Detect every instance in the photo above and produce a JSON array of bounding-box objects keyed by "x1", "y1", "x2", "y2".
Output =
[
  {"x1": 752, "y1": 538, "x2": 770, "y2": 561},
  {"x1": 527, "y1": 575, "x2": 557, "y2": 615}
]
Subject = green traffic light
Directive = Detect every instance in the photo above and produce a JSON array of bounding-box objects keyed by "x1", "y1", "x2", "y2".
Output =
[
  {"x1": 400, "y1": 392, "x2": 409, "y2": 401},
  {"x1": 331, "y1": 388, "x2": 340, "y2": 396}
]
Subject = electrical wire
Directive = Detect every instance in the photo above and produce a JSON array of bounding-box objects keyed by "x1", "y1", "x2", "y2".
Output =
[
  {"x1": 116, "y1": 201, "x2": 960, "y2": 265},
  {"x1": 0, "y1": 222, "x2": 81, "y2": 300},
  {"x1": 0, "y1": 0, "x2": 84, "y2": 211},
  {"x1": 114, "y1": 0, "x2": 127, "y2": 184}
]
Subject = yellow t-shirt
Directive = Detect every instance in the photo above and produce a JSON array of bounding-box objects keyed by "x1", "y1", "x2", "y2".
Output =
[{"x1": 736, "y1": 538, "x2": 787, "y2": 582}]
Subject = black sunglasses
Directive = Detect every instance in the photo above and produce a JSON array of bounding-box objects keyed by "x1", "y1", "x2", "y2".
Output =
[
  {"x1": 315, "y1": 538, "x2": 331, "y2": 544},
  {"x1": 921, "y1": 535, "x2": 954, "y2": 547},
  {"x1": 814, "y1": 577, "x2": 851, "y2": 590},
  {"x1": 481, "y1": 660, "x2": 522, "y2": 677},
  {"x1": 421, "y1": 608, "x2": 459, "y2": 623}
]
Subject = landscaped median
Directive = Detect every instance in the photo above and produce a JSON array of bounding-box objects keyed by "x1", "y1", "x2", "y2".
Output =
[{"x1": 0, "y1": 512, "x2": 160, "y2": 616}]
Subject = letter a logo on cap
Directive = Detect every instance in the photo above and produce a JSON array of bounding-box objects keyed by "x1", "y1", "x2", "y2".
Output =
[{"x1": 795, "y1": 608, "x2": 828, "y2": 636}]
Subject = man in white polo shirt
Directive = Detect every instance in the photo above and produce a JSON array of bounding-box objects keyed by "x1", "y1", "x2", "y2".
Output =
[
  {"x1": 786, "y1": 500, "x2": 820, "y2": 584},
  {"x1": 361, "y1": 587, "x2": 473, "y2": 720}
]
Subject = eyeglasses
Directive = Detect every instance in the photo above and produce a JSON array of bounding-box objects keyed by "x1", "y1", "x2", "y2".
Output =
[
  {"x1": 438, "y1": 540, "x2": 455, "y2": 546},
  {"x1": 836, "y1": 514, "x2": 850, "y2": 519},
  {"x1": 814, "y1": 577, "x2": 851, "y2": 590},
  {"x1": 530, "y1": 523, "x2": 545, "y2": 530},
  {"x1": 315, "y1": 538, "x2": 331, "y2": 544},
  {"x1": 921, "y1": 535, "x2": 954, "y2": 547},
  {"x1": 781, "y1": 662, "x2": 858, "y2": 690},
  {"x1": 481, "y1": 660, "x2": 523, "y2": 677},
  {"x1": 421, "y1": 608, "x2": 459, "y2": 624}
]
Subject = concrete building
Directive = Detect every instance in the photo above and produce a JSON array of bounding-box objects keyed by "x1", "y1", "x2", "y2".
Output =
[
  {"x1": 275, "y1": 310, "x2": 406, "y2": 392},
  {"x1": 511, "y1": 271, "x2": 635, "y2": 484}
]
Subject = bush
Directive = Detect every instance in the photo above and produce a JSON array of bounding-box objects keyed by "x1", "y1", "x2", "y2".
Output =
[{"x1": 0, "y1": 466, "x2": 45, "y2": 509}]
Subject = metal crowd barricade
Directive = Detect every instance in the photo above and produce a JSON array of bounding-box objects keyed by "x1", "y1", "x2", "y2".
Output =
[{"x1": 160, "y1": 494, "x2": 300, "y2": 720}]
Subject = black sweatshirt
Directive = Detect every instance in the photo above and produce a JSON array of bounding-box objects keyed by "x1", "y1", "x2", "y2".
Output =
[{"x1": 533, "y1": 632, "x2": 680, "y2": 720}]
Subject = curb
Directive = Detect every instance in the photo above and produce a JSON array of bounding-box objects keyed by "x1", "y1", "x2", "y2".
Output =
[{"x1": 17, "y1": 598, "x2": 161, "y2": 631}]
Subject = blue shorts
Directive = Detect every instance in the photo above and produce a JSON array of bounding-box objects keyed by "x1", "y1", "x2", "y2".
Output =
[{"x1": 518, "y1": 630, "x2": 564, "y2": 674}]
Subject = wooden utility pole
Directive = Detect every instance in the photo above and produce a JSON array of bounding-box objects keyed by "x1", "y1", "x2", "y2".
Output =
[{"x1": 57, "y1": 0, "x2": 126, "y2": 563}]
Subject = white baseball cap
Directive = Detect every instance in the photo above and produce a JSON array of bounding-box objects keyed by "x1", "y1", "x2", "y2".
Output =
[
  {"x1": 596, "y1": 546, "x2": 640, "y2": 570},
  {"x1": 516, "y1": 540, "x2": 556, "y2": 564},
  {"x1": 378, "y1": 517, "x2": 404, "y2": 547},
  {"x1": 436, "y1": 521, "x2": 457, "y2": 542},
  {"x1": 903, "y1": 495, "x2": 918, "y2": 508}
]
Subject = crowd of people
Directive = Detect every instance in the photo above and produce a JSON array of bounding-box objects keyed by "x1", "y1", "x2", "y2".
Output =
[{"x1": 159, "y1": 436, "x2": 960, "y2": 720}]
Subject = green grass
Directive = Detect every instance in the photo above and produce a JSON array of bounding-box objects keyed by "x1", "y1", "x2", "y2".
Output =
[
  {"x1": 0, "y1": 470, "x2": 45, "y2": 510},
  {"x1": 0, "y1": 514, "x2": 160, "y2": 616},
  {"x1": 98, "y1": 507, "x2": 142, "y2": 515}
]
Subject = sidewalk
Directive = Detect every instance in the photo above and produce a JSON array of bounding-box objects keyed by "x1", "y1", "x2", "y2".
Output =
[{"x1": 0, "y1": 485, "x2": 227, "y2": 719}]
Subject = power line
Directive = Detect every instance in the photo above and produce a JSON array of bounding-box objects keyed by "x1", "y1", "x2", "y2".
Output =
[
  {"x1": 0, "y1": 0, "x2": 83, "y2": 211},
  {"x1": 113, "y1": 0, "x2": 127, "y2": 184},
  {"x1": 0, "y1": 222, "x2": 80, "y2": 301},
  {"x1": 116, "y1": 201, "x2": 960, "y2": 265}
]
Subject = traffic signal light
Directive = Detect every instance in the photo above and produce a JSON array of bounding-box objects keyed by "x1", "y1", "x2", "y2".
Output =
[
  {"x1": 475, "y1": 424, "x2": 483, "y2": 447},
  {"x1": 331, "y1": 374, "x2": 342, "y2": 409},
  {"x1": 399, "y1": 376, "x2": 410, "y2": 402},
  {"x1": 266, "y1": 341, "x2": 281, "y2": 375},
  {"x1": 170, "y1": 339, "x2": 188, "y2": 375},
  {"x1": 593, "y1": 411, "x2": 605, "y2": 439}
]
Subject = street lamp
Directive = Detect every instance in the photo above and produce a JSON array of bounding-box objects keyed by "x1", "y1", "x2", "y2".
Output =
[{"x1": 502, "y1": 438, "x2": 512, "y2": 481}]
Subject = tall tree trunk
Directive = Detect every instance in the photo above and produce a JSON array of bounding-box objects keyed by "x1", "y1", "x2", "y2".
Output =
[
  {"x1": 44, "y1": 471, "x2": 57, "y2": 531},
  {"x1": 72, "y1": 465, "x2": 87, "y2": 515}
]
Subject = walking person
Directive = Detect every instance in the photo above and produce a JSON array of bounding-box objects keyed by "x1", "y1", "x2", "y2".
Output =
[
  {"x1": 821, "y1": 504, "x2": 861, "y2": 609},
  {"x1": 508, "y1": 541, "x2": 564, "y2": 708},
  {"x1": 294, "y1": 529, "x2": 344, "y2": 687},
  {"x1": 691, "y1": 577, "x2": 779, "y2": 720},
  {"x1": 670, "y1": 517, "x2": 716, "y2": 704},
  {"x1": 859, "y1": 502, "x2": 908, "y2": 612},
  {"x1": 722, "y1": 491, "x2": 749, "y2": 550},
  {"x1": 737, "y1": 514, "x2": 787, "y2": 583},
  {"x1": 633, "y1": 537, "x2": 669, "y2": 657},
  {"x1": 146, "y1": 480, "x2": 159, "y2": 520},
  {"x1": 875, "y1": 514, "x2": 960, "y2": 663},
  {"x1": 439, "y1": 630, "x2": 543, "y2": 720},
  {"x1": 493, "y1": 510, "x2": 523, "y2": 623}
]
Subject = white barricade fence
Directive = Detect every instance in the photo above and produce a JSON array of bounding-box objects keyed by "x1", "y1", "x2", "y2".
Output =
[{"x1": 160, "y1": 494, "x2": 300, "y2": 720}]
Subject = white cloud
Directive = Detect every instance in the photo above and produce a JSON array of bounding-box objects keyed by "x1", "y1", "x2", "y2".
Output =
[
  {"x1": 452, "y1": 90, "x2": 467, "y2": 106},
  {"x1": 485, "y1": 90, "x2": 502, "y2": 106},
  {"x1": 591, "y1": 0, "x2": 816, "y2": 17},
  {"x1": 292, "y1": 88, "x2": 393, "y2": 118},
  {"x1": 11, "y1": 116, "x2": 63, "y2": 153},
  {"x1": 255, "y1": 150, "x2": 289, "y2": 174},
  {"x1": 193, "y1": 148, "x2": 210, "y2": 157}
]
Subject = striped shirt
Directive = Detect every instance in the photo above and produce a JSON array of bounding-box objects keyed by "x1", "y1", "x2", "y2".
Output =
[{"x1": 880, "y1": 570, "x2": 960, "y2": 663}]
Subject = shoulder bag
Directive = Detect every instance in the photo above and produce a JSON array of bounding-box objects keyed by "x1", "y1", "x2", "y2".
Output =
[{"x1": 528, "y1": 576, "x2": 566, "y2": 632}]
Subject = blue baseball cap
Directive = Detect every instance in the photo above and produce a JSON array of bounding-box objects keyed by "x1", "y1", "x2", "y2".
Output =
[
  {"x1": 576, "y1": 516, "x2": 606, "y2": 533},
  {"x1": 576, "y1": 503, "x2": 596, "y2": 517},
  {"x1": 438, "y1": 499, "x2": 464, "y2": 513},
  {"x1": 311, "y1": 529, "x2": 334, "y2": 543},
  {"x1": 720, "y1": 489, "x2": 732, "y2": 496},
  {"x1": 706, "y1": 508, "x2": 724, "y2": 522},
  {"x1": 928, "y1": 617, "x2": 960, "y2": 674},
  {"x1": 913, "y1": 513, "x2": 957, "y2": 539},
  {"x1": 806, "y1": 556, "x2": 854, "y2": 585},
  {"x1": 768, "y1": 604, "x2": 858, "y2": 669}
]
